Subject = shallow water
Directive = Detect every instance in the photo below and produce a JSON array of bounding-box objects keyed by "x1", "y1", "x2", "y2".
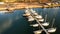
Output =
[{"x1": 0, "y1": 8, "x2": 60, "y2": 34}]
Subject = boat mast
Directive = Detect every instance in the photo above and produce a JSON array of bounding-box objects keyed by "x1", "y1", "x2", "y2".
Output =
[
  {"x1": 51, "y1": 18, "x2": 55, "y2": 28},
  {"x1": 45, "y1": 14, "x2": 47, "y2": 22}
]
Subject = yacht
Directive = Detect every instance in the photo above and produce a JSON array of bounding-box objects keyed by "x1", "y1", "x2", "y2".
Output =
[
  {"x1": 35, "y1": 15, "x2": 42, "y2": 19},
  {"x1": 30, "y1": 24, "x2": 39, "y2": 27},
  {"x1": 30, "y1": 22, "x2": 49, "y2": 27},
  {"x1": 41, "y1": 22, "x2": 49, "y2": 26},
  {"x1": 23, "y1": 13, "x2": 31, "y2": 17},
  {"x1": 30, "y1": 9, "x2": 36, "y2": 13},
  {"x1": 0, "y1": 10, "x2": 13, "y2": 14},
  {"x1": 33, "y1": 30, "x2": 42, "y2": 34},
  {"x1": 41, "y1": 14, "x2": 49, "y2": 26},
  {"x1": 23, "y1": 9, "x2": 31, "y2": 17},
  {"x1": 28, "y1": 16, "x2": 34, "y2": 21},
  {"x1": 47, "y1": 18, "x2": 56, "y2": 33},
  {"x1": 38, "y1": 18, "x2": 44, "y2": 22},
  {"x1": 30, "y1": 9, "x2": 38, "y2": 16},
  {"x1": 47, "y1": 28, "x2": 56, "y2": 33}
]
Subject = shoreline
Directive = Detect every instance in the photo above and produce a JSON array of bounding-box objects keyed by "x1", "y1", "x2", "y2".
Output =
[{"x1": 0, "y1": 2, "x2": 60, "y2": 11}]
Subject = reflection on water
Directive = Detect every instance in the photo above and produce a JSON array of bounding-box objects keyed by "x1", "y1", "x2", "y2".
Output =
[
  {"x1": 0, "y1": 18, "x2": 13, "y2": 32},
  {"x1": 0, "y1": 8, "x2": 60, "y2": 34}
]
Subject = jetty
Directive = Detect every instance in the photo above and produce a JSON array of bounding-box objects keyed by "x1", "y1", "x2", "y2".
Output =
[{"x1": 23, "y1": 8, "x2": 56, "y2": 34}]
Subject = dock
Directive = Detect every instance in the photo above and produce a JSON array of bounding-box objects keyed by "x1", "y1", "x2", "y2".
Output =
[{"x1": 28, "y1": 9, "x2": 49, "y2": 34}]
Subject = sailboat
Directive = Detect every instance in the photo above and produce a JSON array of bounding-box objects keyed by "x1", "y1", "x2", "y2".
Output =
[
  {"x1": 33, "y1": 30, "x2": 43, "y2": 34},
  {"x1": 30, "y1": 24, "x2": 39, "y2": 27},
  {"x1": 30, "y1": 14, "x2": 49, "y2": 27},
  {"x1": 23, "y1": 8, "x2": 57, "y2": 34},
  {"x1": 27, "y1": 16, "x2": 34, "y2": 21},
  {"x1": 47, "y1": 18, "x2": 56, "y2": 33},
  {"x1": 23, "y1": 9, "x2": 31, "y2": 17},
  {"x1": 41, "y1": 14, "x2": 49, "y2": 26},
  {"x1": 30, "y1": 9, "x2": 38, "y2": 16},
  {"x1": 35, "y1": 15, "x2": 42, "y2": 19}
]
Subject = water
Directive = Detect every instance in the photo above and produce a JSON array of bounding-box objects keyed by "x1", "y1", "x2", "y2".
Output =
[{"x1": 0, "y1": 8, "x2": 60, "y2": 34}]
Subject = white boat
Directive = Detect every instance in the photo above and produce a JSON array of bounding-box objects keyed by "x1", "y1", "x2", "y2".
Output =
[
  {"x1": 30, "y1": 9, "x2": 39, "y2": 16},
  {"x1": 34, "y1": 30, "x2": 42, "y2": 34},
  {"x1": 23, "y1": 13, "x2": 31, "y2": 17},
  {"x1": 35, "y1": 15, "x2": 42, "y2": 19},
  {"x1": 38, "y1": 19, "x2": 44, "y2": 22},
  {"x1": 30, "y1": 9, "x2": 36, "y2": 13},
  {"x1": 28, "y1": 16, "x2": 34, "y2": 21},
  {"x1": 30, "y1": 24, "x2": 39, "y2": 27},
  {"x1": 47, "y1": 18, "x2": 56, "y2": 33},
  {"x1": 25, "y1": 10, "x2": 29, "y2": 13},
  {"x1": 23, "y1": 9, "x2": 31, "y2": 17},
  {"x1": 0, "y1": 10, "x2": 8, "y2": 14},
  {"x1": 30, "y1": 22, "x2": 49, "y2": 27},
  {"x1": 41, "y1": 14, "x2": 49, "y2": 26},
  {"x1": 33, "y1": 13, "x2": 38, "y2": 16},
  {"x1": 47, "y1": 28, "x2": 56, "y2": 33},
  {"x1": 41, "y1": 22, "x2": 49, "y2": 26}
]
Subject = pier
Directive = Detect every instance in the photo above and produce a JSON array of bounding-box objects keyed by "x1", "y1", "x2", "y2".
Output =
[
  {"x1": 23, "y1": 8, "x2": 57, "y2": 34},
  {"x1": 28, "y1": 9, "x2": 49, "y2": 34}
]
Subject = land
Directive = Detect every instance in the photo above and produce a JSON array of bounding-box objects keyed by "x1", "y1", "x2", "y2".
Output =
[{"x1": 0, "y1": 2, "x2": 60, "y2": 11}]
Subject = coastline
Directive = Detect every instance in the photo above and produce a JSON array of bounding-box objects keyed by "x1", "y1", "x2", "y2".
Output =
[{"x1": 0, "y1": 2, "x2": 60, "y2": 11}]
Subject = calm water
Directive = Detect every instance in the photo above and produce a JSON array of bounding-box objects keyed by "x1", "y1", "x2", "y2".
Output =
[{"x1": 0, "y1": 8, "x2": 60, "y2": 34}]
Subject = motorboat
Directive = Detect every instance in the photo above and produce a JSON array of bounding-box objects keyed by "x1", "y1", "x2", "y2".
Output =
[
  {"x1": 28, "y1": 16, "x2": 34, "y2": 21},
  {"x1": 34, "y1": 30, "x2": 42, "y2": 34},
  {"x1": 47, "y1": 28, "x2": 56, "y2": 33},
  {"x1": 30, "y1": 24, "x2": 39, "y2": 27}
]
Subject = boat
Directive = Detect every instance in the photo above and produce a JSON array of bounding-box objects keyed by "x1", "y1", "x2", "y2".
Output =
[
  {"x1": 41, "y1": 22, "x2": 49, "y2": 26},
  {"x1": 30, "y1": 9, "x2": 36, "y2": 13},
  {"x1": 30, "y1": 24, "x2": 39, "y2": 27},
  {"x1": 33, "y1": 13, "x2": 38, "y2": 16},
  {"x1": 23, "y1": 9, "x2": 31, "y2": 17},
  {"x1": 30, "y1": 22, "x2": 49, "y2": 27},
  {"x1": 30, "y1": 9, "x2": 38, "y2": 16},
  {"x1": 23, "y1": 13, "x2": 31, "y2": 17},
  {"x1": 41, "y1": 14, "x2": 49, "y2": 26},
  {"x1": 28, "y1": 16, "x2": 34, "y2": 21},
  {"x1": 33, "y1": 30, "x2": 42, "y2": 34},
  {"x1": 38, "y1": 18, "x2": 44, "y2": 22},
  {"x1": 47, "y1": 28, "x2": 56, "y2": 33},
  {"x1": 47, "y1": 18, "x2": 56, "y2": 33},
  {"x1": 0, "y1": 10, "x2": 13, "y2": 14},
  {"x1": 35, "y1": 15, "x2": 42, "y2": 19}
]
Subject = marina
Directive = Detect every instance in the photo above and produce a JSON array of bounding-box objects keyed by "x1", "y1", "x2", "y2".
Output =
[
  {"x1": 0, "y1": 0, "x2": 60, "y2": 34},
  {"x1": 23, "y1": 8, "x2": 57, "y2": 34},
  {"x1": 0, "y1": 8, "x2": 59, "y2": 34}
]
